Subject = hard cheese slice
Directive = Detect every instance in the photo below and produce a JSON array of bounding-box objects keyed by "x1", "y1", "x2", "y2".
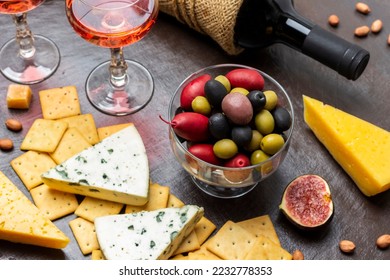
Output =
[
  {"x1": 95, "y1": 205, "x2": 204, "y2": 260},
  {"x1": 303, "y1": 95, "x2": 390, "y2": 196},
  {"x1": 0, "y1": 171, "x2": 70, "y2": 249},
  {"x1": 42, "y1": 124, "x2": 149, "y2": 205}
]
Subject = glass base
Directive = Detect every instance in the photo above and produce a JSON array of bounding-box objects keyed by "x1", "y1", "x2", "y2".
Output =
[
  {"x1": 191, "y1": 176, "x2": 258, "y2": 199},
  {"x1": 0, "y1": 35, "x2": 60, "y2": 84},
  {"x1": 85, "y1": 60, "x2": 154, "y2": 116}
]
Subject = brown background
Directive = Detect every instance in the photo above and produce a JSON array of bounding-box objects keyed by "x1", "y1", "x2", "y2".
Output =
[{"x1": 0, "y1": 0, "x2": 389, "y2": 260}]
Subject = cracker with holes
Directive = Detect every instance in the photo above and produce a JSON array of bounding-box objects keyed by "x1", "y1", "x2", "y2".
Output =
[
  {"x1": 206, "y1": 220, "x2": 255, "y2": 260},
  {"x1": 69, "y1": 217, "x2": 100, "y2": 255},
  {"x1": 237, "y1": 215, "x2": 281, "y2": 246},
  {"x1": 11, "y1": 151, "x2": 57, "y2": 190},
  {"x1": 244, "y1": 235, "x2": 292, "y2": 260},
  {"x1": 30, "y1": 183, "x2": 78, "y2": 221},
  {"x1": 91, "y1": 250, "x2": 105, "y2": 260},
  {"x1": 49, "y1": 127, "x2": 92, "y2": 164},
  {"x1": 60, "y1": 114, "x2": 99, "y2": 145},
  {"x1": 194, "y1": 216, "x2": 216, "y2": 245},
  {"x1": 39, "y1": 86, "x2": 81, "y2": 120},
  {"x1": 173, "y1": 230, "x2": 200, "y2": 256},
  {"x1": 125, "y1": 183, "x2": 170, "y2": 213},
  {"x1": 20, "y1": 118, "x2": 68, "y2": 152},
  {"x1": 167, "y1": 193, "x2": 185, "y2": 208},
  {"x1": 75, "y1": 196, "x2": 124, "y2": 222}
]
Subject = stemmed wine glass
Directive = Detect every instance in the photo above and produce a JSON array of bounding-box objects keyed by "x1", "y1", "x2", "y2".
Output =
[
  {"x1": 0, "y1": 0, "x2": 60, "y2": 84},
  {"x1": 65, "y1": 0, "x2": 159, "y2": 116}
]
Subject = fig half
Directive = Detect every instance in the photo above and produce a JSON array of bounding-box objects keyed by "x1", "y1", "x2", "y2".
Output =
[{"x1": 279, "y1": 174, "x2": 334, "y2": 230}]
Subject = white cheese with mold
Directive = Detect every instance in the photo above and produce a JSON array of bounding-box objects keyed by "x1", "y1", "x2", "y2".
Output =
[
  {"x1": 41, "y1": 124, "x2": 149, "y2": 205},
  {"x1": 95, "y1": 205, "x2": 204, "y2": 260}
]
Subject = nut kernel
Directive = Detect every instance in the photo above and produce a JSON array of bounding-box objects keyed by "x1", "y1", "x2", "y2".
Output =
[
  {"x1": 292, "y1": 249, "x2": 304, "y2": 260},
  {"x1": 328, "y1": 14, "x2": 340, "y2": 27},
  {"x1": 0, "y1": 138, "x2": 14, "y2": 151},
  {"x1": 354, "y1": 25, "x2": 370, "y2": 37},
  {"x1": 371, "y1": 19, "x2": 383, "y2": 34},
  {"x1": 5, "y1": 119, "x2": 23, "y2": 132},
  {"x1": 356, "y1": 2, "x2": 371, "y2": 14},
  {"x1": 376, "y1": 234, "x2": 390, "y2": 249},
  {"x1": 339, "y1": 240, "x2": 356, "y2": 253}
]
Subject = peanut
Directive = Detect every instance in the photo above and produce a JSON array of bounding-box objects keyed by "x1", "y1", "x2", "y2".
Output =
[
  {"x1": 328, "y1": 14, "x2": 340, "y2": 27},
  {"x1": 376, "y1": 234, "x2": 390, "y2": 249},
  {"x1": 5, "y1": 118, "x2": 23, "y2": 132},
  {"x1": 0, "y1": 138, "x2": 14, "y2": 151},
  {"x1": 356, "y1": 2, "x2": 371, "y2": 14},
  {"x1": 370, "y1": 19, "x2": 383, "y2": 34},
  {"x1": 388, "y1": 34, "x2": 390, "y2": 46},
  {"x1": 339, "y1": 240, "x2": 356, "y2": 254},
  {"x1": 354, "y1": 25, "x2": 370, "y2": 37},
  {"x1": 292, "y1": 249, "x2": 304, "y2": 260}
]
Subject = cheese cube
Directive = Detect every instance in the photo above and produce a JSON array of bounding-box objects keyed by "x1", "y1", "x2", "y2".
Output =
[{"x1": 6, "y1": 84, "x2": 32, "y2": 109}]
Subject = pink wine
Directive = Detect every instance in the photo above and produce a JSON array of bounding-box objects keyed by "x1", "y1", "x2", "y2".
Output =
[
  {"x1": 66, "y1": 0, "x2": 158, "y2": 48},
  {"x1": 0, "y1": 0, "x2": 44, "y2": 14}
]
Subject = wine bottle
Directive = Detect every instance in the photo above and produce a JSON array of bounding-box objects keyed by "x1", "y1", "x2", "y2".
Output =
[{"x1": 234, "y1": 0, "x2": 370, "y2": 80}]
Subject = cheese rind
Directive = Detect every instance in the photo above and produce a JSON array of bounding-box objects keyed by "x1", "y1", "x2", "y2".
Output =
[
  {"x1": 0, "y1": 171, "x2": 70, "y2": 249},
  {"x1": 42, "y1": 124, "x2": 150, "y2": 205},
  {"x1": 303, "y1": 95, "x2": 390, "y2": 196},
  {"x1": 95, "y1": 205, "x2": 204, "y2": 260}
]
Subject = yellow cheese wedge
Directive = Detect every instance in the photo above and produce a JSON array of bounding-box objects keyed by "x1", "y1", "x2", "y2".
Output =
[
  {"x1": 0, "y1": 171, "x2": 70, "y2": 249},
  {"x1": 6, "y1": 84, "x2": 32, "y2": 109},
  {"x1": 303, "y1": 95, "x2": 390, "y2": 196}
]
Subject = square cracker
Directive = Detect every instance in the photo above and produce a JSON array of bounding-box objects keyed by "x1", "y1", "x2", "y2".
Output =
[
  {"x1": 194, "y1": 216, "x2": 216, "y2": 245},
  {"x1": 39, "y1": 86, "x2": 81, "y2": 120},
  {"x1": 125, "y1": 183, "x2": 169, "y2": 213},
  {"x1": 173, "y1": 230, "x2": 200, "y2": 256},
  {"x1": 237, "y1": 215, "x2": 281, "y2": 246},
  {"x1": 206, "y1": 220, "x2": 255, "y2": 260},
  {"x1": 74, "y1": 196, "x2": 123, "y2": 222},
  {"x1": 49, "y1": 127, "x2": 92, "y2": 164},
  {"x1": 20, "y1": 118, "x2": 68, "y2": 152},
  {"x1": 244, "y1": 235, "x2": 292, "y2": 260},
  {"x1": 60, "y1": 114, "x2": 99, "y2": 145},
  {"x1": 11, "y1": 151, "x2": 57, "y2": 190},
  {"x1": 69, "y1": 217, "x2": 100, "y2": 255},
  {"x1": 30, "y1": 183, "x2": 78, "y2": 221},
  {"x1": 91, "y1": 250, "x2": 105, "y2": 260},
  {"x1": 97, "y1": 123, "x2": 133, "y2": 141},
  {"x1": 188, "y1": 249, "x2": 222, "y2": 260},
  {"x1": 167, "y1": 193, "x2": 185, "y2": 208}
]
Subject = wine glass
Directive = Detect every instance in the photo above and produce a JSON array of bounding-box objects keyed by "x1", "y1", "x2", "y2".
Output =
[
  {"x1": 0, "y1": 0, "x2": 60, "y2": 84},
  {"x1": 65, "y1": 0, "x2": 158, "y2": 116}
]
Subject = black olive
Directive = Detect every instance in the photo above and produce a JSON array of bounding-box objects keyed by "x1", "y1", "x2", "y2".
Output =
[
  {"x1": 231, "y1": 125, "x2": 252, "y2": 147},
  {"x1": 208, "y1": 113, "x2": 231, "y2": 140},
  {"x1": 247, "y1": 90, "x2": 266, "y2": 112},
  {"x1": 204, "y1": 79, "x2": 228, "y2": 108},
  {"x1": 272, "y1": 106, "x2": 292, "y2": 132}
]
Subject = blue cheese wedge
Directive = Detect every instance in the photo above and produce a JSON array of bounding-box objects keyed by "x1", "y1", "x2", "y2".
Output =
[
  {"x1": 94, "y1": 205, "x2": 204, "y2": 260},
  {"x1": 41, "y1": 124, "x2": 149, "y2": 205}
]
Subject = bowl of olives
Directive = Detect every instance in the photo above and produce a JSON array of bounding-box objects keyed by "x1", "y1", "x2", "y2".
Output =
[{"x1": 165, "y1": 64, "x2": 294, "y2": 198}]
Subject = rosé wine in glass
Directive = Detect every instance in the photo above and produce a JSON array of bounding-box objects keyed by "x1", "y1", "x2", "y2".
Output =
[{"x1": 65, "y1": 0, "x2": 159, "y2": 116}]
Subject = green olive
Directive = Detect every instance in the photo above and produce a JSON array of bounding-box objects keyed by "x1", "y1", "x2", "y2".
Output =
[
  {"x1": 215, "y1": 75, "x2": 231, "y2": 92},
  {"x1": 191, "y1": 96, "x2": 211, "y2": 115},
  {"x1": 264, "y1": 90, "x2": 278, "y2": 111},
  {"x1": 244, "y1": 130, "x2": 263, "y2": 152},
  {"x1": 230, "y1": 87, "x2": 249, "y2": 95},
  {"x1": 213, "y1": 139, "x2": 238, "y2": 159},
  {"x1": 260, "y1": 133, "x2": 285, "y2": 155},
  {"x1": 254, "y1": 109, "x2": 275, "y2": 135},
  {"x1": 250, "y1": 149, "x2": 270, "y2": 165}
]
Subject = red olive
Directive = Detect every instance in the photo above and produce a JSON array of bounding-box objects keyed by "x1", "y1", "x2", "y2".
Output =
[
  {"x1": 188, "y1": 143, "x2": 221, "y2": 165},
  {"x1": 225, "y1": 68, "x2": 264, "y2": 91},
  {"x1": 180, "y1": 74, "x2": 212, "y2": 110}
]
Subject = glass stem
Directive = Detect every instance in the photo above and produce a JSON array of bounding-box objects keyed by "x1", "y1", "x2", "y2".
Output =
[
  {"x1": 12, "y1": 13, "x2": 35, "y2": 59},
  {"x1": 109, "y1": 48, "x2": 128, "y2": 88}
]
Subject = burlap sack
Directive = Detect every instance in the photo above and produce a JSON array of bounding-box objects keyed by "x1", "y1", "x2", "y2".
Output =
[{"x1": 159, "y1": 0, "x2": 245, "y2": 55}]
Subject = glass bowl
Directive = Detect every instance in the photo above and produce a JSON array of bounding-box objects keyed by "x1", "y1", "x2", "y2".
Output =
[{"x1": 167, "y1": 64, "x2": 294, "y2": 198}]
